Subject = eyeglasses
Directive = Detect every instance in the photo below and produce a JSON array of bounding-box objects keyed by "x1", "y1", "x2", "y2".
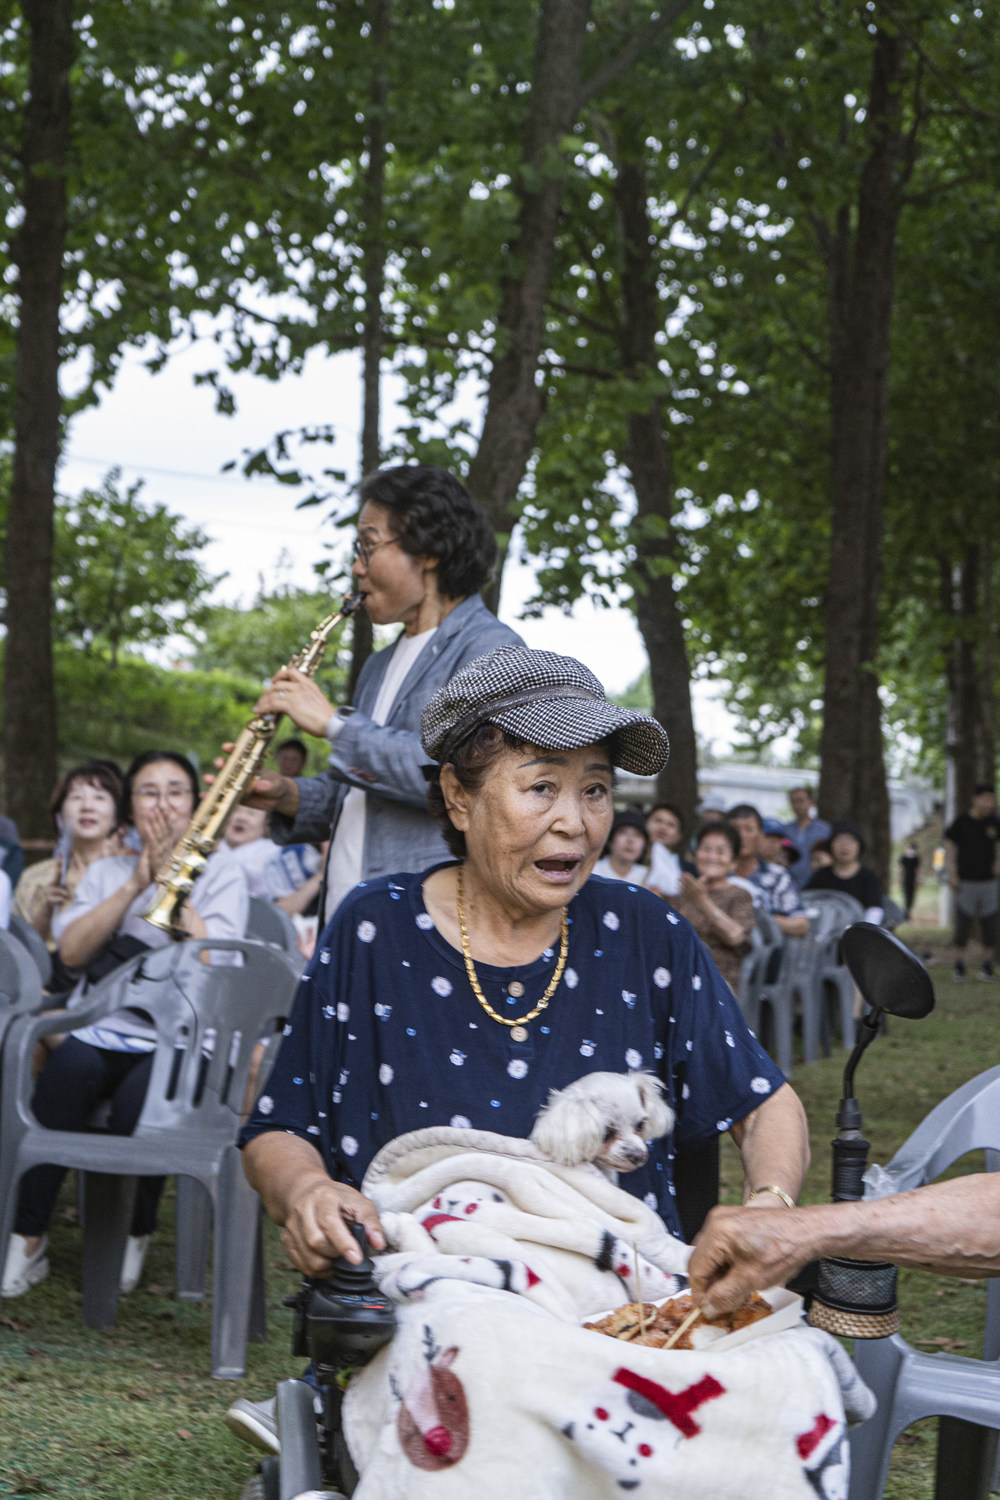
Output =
[
  {"x1": 352, "y1": 534, "x2": 400, "y2": 568},
  {"x1": 133, "y1": 784, "x2": 194, "y2": 805}
]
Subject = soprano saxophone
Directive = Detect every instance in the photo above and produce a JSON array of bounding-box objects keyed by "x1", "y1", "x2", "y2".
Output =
[{"x1": 143, "y1": 591, "x2": 365, "y2": 937}]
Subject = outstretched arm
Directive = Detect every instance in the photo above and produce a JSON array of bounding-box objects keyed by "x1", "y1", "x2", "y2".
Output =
[{"x1": 688, "y1": 1174, "x2": 1000, "y2": 1314}]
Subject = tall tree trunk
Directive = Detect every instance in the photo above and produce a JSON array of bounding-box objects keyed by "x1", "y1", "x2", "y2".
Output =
[
  {"x1": 4, "y1": 0, "x2": 73, "y2": 838},
  {"x1": 347, "y1": 0, "x2": 390, "y2": 700},
  {"x1": 467, "y1": 0, "x2": 593, "y2": 612},
  {"x1": 612, "y1": 150, "x2": 699, "y2": 830},
  {"x1": 817, "y1": 28, "x2": 906, "y2": 883},
  {"x1": 975, "y1": 534, "x2": 996, "y2": 785},
  {"x1": 942, "y1": 544, "x2": 994, "y2": 823}
]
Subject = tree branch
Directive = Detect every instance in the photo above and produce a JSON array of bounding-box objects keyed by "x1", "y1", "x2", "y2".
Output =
[
  {"x1": 577, "y1": 0, "x2": 695, "y2": 110},
  {"x1": 877, "y1": 0, "x2": 1000, "y2": 122}
]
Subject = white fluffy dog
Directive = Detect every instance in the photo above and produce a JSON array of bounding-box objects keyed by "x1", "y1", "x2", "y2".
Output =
[{"x1": 530, "y1": 1071, "x2": 674, "y2": 1180}]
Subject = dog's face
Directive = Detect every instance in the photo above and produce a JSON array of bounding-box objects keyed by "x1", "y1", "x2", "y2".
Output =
[{"x1": 530, "y1": 1071, "x2": 674, "y2": 1172}]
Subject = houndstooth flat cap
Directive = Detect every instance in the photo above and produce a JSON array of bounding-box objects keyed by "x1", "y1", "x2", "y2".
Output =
[{"x1": 420, "y1": 645, "x2": 669, "y2": 776}]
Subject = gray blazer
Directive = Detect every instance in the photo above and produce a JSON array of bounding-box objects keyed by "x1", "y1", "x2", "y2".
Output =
[{"x1": 270, "y1": 595, "x2": 523, "y2": 888}]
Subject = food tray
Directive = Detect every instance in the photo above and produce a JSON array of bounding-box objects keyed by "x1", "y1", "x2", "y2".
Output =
[{"x1": 585, "y1": 1286, "x2": 803, "y2": 1353}]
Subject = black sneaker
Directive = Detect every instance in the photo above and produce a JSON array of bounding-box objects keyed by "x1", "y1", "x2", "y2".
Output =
[
  {"x1": 953, "y1": 959, "x2": 966, "y2": 981},
  {"x1": 978, "y1": 962, "x2": 994, "y2": 982}
]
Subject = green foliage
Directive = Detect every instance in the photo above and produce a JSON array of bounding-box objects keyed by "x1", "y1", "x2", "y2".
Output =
[
  {"x1": 3, "y1": 0, "x2": 999, "y2": 785},
  {"x1": 51, "y1": 470, "x2": 219, "y2": 663},
  {"x1": 51, "y1": 645, "x2": 258, "y2": 770},
  {"x1": 44, "y1": 643, "x2": 332, "y2": 775},
  {"x1": 193, "y1": 582, "x2": 353, "y2": 690}
]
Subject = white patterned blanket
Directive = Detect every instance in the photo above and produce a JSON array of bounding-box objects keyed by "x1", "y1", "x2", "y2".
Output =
[{"x1": 343, "y1": 1128, "x2": 874, "y2": 1500}]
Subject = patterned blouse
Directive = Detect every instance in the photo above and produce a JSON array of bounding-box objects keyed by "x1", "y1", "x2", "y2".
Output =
[
  {"x1": 240, "y1": 865, "x2": 785, "y2": 1242},
  {"x1": 664, "y1": 883, "x2": 755, "y2": 993}
]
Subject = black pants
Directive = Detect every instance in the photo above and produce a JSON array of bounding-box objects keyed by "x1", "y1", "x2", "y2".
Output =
[{"x1": 15, "y1": 1037, "x2": 163, "y2": 1239}]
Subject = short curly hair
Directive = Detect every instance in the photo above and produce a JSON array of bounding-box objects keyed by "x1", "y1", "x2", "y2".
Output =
[
  {"x1": 359, "y1": 465, "x2": 497, "y2": 600},
  {"x1": 426, "y1": 724, "x2": 530, "y2": 859}
]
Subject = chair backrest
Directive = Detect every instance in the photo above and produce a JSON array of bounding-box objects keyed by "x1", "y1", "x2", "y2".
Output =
[
  {"x1": 245, "y1": 895, "x2": 298, "y2": 952},
  {"x1": 879, "y1": 897, "x2": 906, "y2": 930},
  {"x1": 8, "y1": 912, "x2": 53, "y2": 988},
  {"x1": 803, "y1": 889, "x2": 866, "y2": 926},
  {"x1": 0, "y1": 927, "x2": 45, "y2": 1016},
  {"x1": 136, "y1": 940, "x2": 300, "y2": 1138},
  {"x1": 877, "y1": 1064, "x2": 1000, "y2": 1194},
  {"x1": 8, "y1": 939, "x2": 300, "y2": 1142}
]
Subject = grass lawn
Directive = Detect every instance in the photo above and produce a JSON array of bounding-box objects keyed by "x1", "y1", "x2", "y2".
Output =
[{"x1": 1, "y1": 924, "x2": 995, "y2": 1499}]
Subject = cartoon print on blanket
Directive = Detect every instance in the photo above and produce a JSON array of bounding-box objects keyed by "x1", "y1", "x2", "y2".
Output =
[
  {"x1": 395, "y1": 1325, "x2": 469, "y2": 1471},
  {"x1": 797, "y1": 1413, "x2": 848, "y2": 1500},
  {"x1": 345, "y1": 1289, "x2": 866, "y2": 1500},
  {"x1": 341, "y1": 1129, "x2": 874, "y2": 1500}
]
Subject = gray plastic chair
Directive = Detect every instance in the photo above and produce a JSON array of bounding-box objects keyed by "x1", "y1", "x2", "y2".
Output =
[
  {"x1": 0, "y1": 937, "x2": 301, "y2": 1378},
  {"x1": 737, "y1": 909, "x2": 783, "y2": 1036},
  {"x1": 801, "y1": 890, "x2": 866, "y2": 1050},
  {"x1": 848, "y1": 1065, "x2": 1000, "y2": 1500},
  {"x1": 246, "y1": 896, "x2": 305, "y2": 967},
  {"x1": 741, "y1": 908, "x2": 817, "y2": 1077},
  {"x1": 8, "y1": 912, "x2": 53, "y2": 990},
  {"x1": 0, "y1": 927, "x2": 46, "y2": 1057}
]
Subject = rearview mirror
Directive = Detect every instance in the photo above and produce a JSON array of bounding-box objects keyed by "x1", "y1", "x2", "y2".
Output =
[{"x1": 840, "y1": 923, "x2": 935, "y2": 1021}]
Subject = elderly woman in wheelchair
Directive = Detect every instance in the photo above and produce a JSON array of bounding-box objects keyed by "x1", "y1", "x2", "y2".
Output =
[{"x1": 227, "y1": 650, "x2": 839, "y2": 1497}]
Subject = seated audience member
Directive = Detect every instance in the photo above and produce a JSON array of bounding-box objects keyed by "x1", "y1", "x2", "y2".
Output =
[
  {"x1": 727, "y1": 804, "x2": 809, "y2": 937},
  {"x1": 645, "y1": 802, "x2": 691, "y2": 895},
  {"x1": 667, "y1": 822, "x2": 755, "y2": 993},
  {"x1": 13, "y1": 762, "x2": 124, "y2": 949},
  {"x1": 809, "y1": 838, "x2": 833, "y2": 875},
  {"x1": 592, "y1": 808, "x2": 650, "y2": 884},
  {"x1": 1, "y1": 750, "x2": 248, "y2": 1301},
  {"x1": 221, "y1": 805, "x2": 282, "y2": 900},
  {"x1": 689, "y1": 1173, "x2": 1000, "y2": 1315},
  {"x1": 275, "y1": 737, "x2": 308, "y2": 780},
  {"x1": 782, "y1": 785, "x2": 831, "y2": 891},
  {"x1": 760, "y1": 817, "x2": 800, "y2": 873},
  {"x1": 804, "y1": 820, "x2": 884, "y2": 922}
]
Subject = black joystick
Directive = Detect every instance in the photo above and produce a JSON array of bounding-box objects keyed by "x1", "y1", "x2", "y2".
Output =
[{"x1": 284, "y1": 1224, "x2": 397, "y2": 1491}]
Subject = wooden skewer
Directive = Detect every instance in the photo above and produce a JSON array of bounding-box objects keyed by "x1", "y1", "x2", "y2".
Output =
[
  {"x1": 632, "y1": 1243, "x2": 649, "y2": 1337},
  {"x1": 661, "y1": 1305, "x2": 703, "y2": 1351}
]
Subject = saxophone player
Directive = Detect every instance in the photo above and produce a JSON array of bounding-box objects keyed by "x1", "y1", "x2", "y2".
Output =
[{"x1": 239, "y1": 465, "x2": 523, "y2": 926}]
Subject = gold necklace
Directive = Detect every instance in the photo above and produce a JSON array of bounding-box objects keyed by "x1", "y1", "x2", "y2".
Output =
[{"x1": 456, "y1": 864, "x2": 569, "y2": 1043}]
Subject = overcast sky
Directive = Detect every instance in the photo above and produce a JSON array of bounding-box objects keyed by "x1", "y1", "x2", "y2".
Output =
[{"x1": 60, "y1": 339, "x2": 742, "y2": 752}]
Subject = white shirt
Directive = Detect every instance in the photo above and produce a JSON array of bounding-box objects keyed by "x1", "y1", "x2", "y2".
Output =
[
  {"x1": 220, "y1": 835, "x2": 283, "y2": 899},
  {"x1": 52, "y1": 851, "x2": 249, "y2": 1051},
  {"x1": 648, "y1": 842, "x2": 682, "y2": 896},
  {"x1": 324, "y1": 626, "x2": 437, "y2": 921},
  {"x1": 592, "y1": 856, "x2": 650, "y2": 886}
]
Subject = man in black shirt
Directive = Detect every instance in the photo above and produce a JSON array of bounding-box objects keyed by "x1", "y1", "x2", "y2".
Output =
[{"x1": 945, "y1": 783, "x2": 1000, "y2": 981}]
